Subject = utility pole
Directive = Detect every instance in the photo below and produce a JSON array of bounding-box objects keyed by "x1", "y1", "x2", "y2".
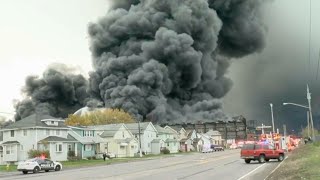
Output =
[
  {"x1": 283, "y1": 124, "x2": 287, "y2": 137},
  {"x1": 307, "y1": 84, "x2": 315, "y2": 140},
  {"x1": 138, "y1": 120, "x2": 142, "y2": 157},
  {"x1": 307, "y1": 111, "x2": 310, "y2": 138},
  {"x1": 270, "y1": 103, "x2": 275, "y2": 133}
]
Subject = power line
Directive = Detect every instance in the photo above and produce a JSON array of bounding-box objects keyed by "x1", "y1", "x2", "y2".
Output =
[{"x1": 308, "y1": 0, "x2": 312, "y2": 84}]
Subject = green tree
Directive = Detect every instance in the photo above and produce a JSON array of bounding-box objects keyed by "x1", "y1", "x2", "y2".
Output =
[{"x1": 65, "y1": 108, "x2": 135, "y2": 126}]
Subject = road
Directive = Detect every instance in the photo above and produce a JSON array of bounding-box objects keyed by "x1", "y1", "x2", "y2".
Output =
[{"x1": 0, "y1": 150, "x2": 283, "y2": 180}]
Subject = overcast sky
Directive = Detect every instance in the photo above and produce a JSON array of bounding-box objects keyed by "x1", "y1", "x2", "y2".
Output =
[{"x1": 1, "y1": 0, "x2": 320, "y2": 131}]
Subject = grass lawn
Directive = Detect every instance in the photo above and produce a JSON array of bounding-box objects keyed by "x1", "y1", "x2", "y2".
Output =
[
  {"x1": 0, "y1": 165, "x2": 17, "y2": 172},
  {"x1": 267, "y1": 142, "x2": 320, "y2": 180}
]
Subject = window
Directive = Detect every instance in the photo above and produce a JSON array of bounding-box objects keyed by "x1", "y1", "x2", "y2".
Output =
[
  {"x1": 167, "y1": 143, "x2": 169, "y2": 146},
  {"x1": 84, "y1": 131, "x2": 92, "y2": 137},
  {"x1": 23, "y1": 129, "x2": 27, "y2": 136},
  {"x1": 122, "y1": 131, "x2": 125, "y2": 138},
  {"x1": 84, "y1": 144, "x2": 92, "y2": 151},
  {"x1": 51, "y1": 121, "x2": 54, "y2": 124},
  {"x1": 120, "y1": 145, "x2": 125, "y2": 149},
  {"x1": 10, "y1": 130, "x2": 14, "y2": 137},
  {"x1": 46, "y1": 129, "x2": 50, "y2": 136},
  {"x1": 56, "y1": 130, "x2": 60, "y2": 136},
  {"x1": 68, "y1": 144, "x2": 72, "y2": 151},
  {"x1": 56, "y1": 143, "x2": 63, "y2": 152},
  {"x1": 6, "y1": 145, "x2": 15, "y2": 154},
  {"x1": 20, "y1": 145, "x2": 24, "y2": 151}
]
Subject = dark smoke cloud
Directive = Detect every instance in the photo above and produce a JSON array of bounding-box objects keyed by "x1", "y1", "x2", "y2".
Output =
[
  {"x1": 14, "y1": 64, "x2": 89, "y2": 120},
  {"x1": 88, "y1": 0, "x2": 267, "y2": 124},
  {"x1": 223, "y1": 0, "x2": 320, "y2": 132}
]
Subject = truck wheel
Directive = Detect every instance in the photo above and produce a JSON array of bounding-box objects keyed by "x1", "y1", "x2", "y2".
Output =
[
  {"x1": 245, "y1": 159, "x2": 251, "y2": 164},
  {"x1": 266, "y1": 159, "x2": 270, "y2": 162},
  {"x1": 22, "y1": 171, "x2": 28, "y2": 174},
  {"x1": 278, "y1": 154, "x2": 284, "y2": 162},
  {"x1": 33, "y1": 166, "x2": 40, "y2": 173},
  {"x1": 258, "y1": 155, "x2": 265, "y2": 163}
]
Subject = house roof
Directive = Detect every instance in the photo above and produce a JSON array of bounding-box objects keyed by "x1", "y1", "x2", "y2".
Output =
[
  {"x1": 39, "y1": 136, "x2": 77, "y2": 142},
  {"x1": 1, "y1": 141, "x2": 20, "y2": 145},
  {"x1": 126, "y1": 122, "x2": 154, "y2": 134},
  {"x1": 165, "y1": 138, "x2": 178, "y2": 143},
  {"x1": 154, "y1": 125, "x2": 173, "y2": 134},
  {"x1": 205, "y1": 129, "x2": 221, "y2": 136},
  {"x1": 115, "y1": 138, "x2": 136, "y2": 144},
  {"x1": 68, "y1": 130, "x2": 104, "y2": 144},
  {"x1": 91, "y1": 124, "x2": 123, "y2": 138},
  {"x1": 151, "y1": 139, "x2": 163, "y2": 143},
  {"x1": 2, "y1": 114, "x2": 67, "y2": 130},
  {"x1": 180, "y1": 138, "x2": 190, "y2": 143}
]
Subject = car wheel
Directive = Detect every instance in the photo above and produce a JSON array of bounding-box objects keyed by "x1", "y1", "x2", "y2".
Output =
[
  {"x1": 33, "y1": 166, "x2": 40, "y2": 173},
  {"x1": 245, "y1": 159, "x2": 251, "y2": 164},
  {"x1": 278, "y1": 154, "x2": 285, "y2": 162},
  {"x1": 22, "y1": 171, "x2": 28, "y2": 174},
  {"x1": 266, "y1": 159, "x2": 270, "y2": 162},
  {"x1": 55, "y1": 165, "x2": 61, "y2": 171},
  {"x1": 45, "y1": 170, "x2": 50, "y2": 172},
  {"x1": 258, "y1": 155, "x2": 265, "y2": 163}
]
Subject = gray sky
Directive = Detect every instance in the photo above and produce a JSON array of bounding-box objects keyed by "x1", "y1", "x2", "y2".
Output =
[
  {"x1": 0, "y1": 0, "x2": 320, "y2": 131},
  {"x1": 0, "y1": 0, "x2": 109, "y2": 117}
]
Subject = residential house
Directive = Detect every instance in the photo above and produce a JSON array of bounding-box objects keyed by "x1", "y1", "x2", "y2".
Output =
[
  {"x1": 0, "y1": 114, "x2": 75, "y2": 163},
  {"x1": 163, "y1": 126, "x2": 179, "y2": 140},
  {"x1": 68, "y1": 126, "x2": 104, "y2": 159},
  {"x1": 205, "y1": 129, "x2": 223, "y2": 145},
  {"x1": 91, "y1": 124, "x2": 138, "y2": 157},
  {"x1": 154, "y1": 125, "x2": 179, "y2": 153},
  {"x1": 126, "y1": 122, "x2": 157, "y2": 154}
]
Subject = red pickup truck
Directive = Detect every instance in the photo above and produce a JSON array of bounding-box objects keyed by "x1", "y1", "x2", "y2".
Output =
[{"x1": 240, "y1": 143, "x2": 285, "y2": 164}]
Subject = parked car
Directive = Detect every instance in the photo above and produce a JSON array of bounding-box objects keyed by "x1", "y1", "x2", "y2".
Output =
[
  {"x1": 211, "y1": 144, "x2": 224, "y2": 151},
  {"x1": 202, "y1": 148, "x2": 214, "y2": 153},
  {"x1": 229, "y1": 143, "x2": 238, "y2": 149},
  {"x1": 240, "y1": 142, "x2": 285, "y2": 164},
  {"x1": 17, "y1": 158, "x2": 62, "y2": 174}
]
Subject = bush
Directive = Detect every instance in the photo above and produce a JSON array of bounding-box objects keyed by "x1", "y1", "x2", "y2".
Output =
[
  {"x1": 160, "y1": 148, "x2": 170, "y2": 154},
  {"x1": 28, "y1": 150, "x2": 50, "y2": 159},
  {"x1": 68, "y1": 151, "x2": 75, "y2": 157}
]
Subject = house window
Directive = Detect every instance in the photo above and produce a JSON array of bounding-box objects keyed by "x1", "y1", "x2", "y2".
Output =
[
  {"x1": 122, "y1": 131, "x2": 125, "y2": 138},
  {"x1": 20, "y1": 145, "x2": 24, "y2": 151},
  {"x1": 6, "y1": 145, "x2": 15, "y2": 154},
  {"x1": 68, "y1": 144, "x2": 72, "y2": 151},
  {"x1": 148, "y1": 143, "x2": 150, "y2": 148},
  {"x1": 167, "y1": 143, "x2": 169, "y2": 146},
  {"x1": 43, "y1": 144, "x2": 49, "y2": 150},
  {"x1": 84, "y1": 144, "x2": 92, "y2": 151},
  {"x1": 56, "y1": 130, "x2": 60, "y2": 136},
  {"x1": 51, "y1": 121, "x2": 54, "y2": 124},
  {"x1": 56, "y1": 143, "x2": 63, "y2": 152},
  {"x1": 46, "y1": 129, "x2": 50, "y2": 136},
  {"x1": 120, "y1": 145, "x2": 125, "y2": 149},
  {"x1": 23, "y1": 130, "x2": 27, "y2": 136},
  {"x1": 10, "y1": 130, "x2": 14, "y2": 137}
]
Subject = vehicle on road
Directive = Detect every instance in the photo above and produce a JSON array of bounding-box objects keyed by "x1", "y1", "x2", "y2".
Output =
[
  {"x1": 17, "y1": 157, "x2": 62, "y2": 174},
  {"x1": 202, "y1": 148, "x2": 214, "y2": 153},
  {"x1": 211, "y1": 144, "x2": 224, "y2": 151},
  {"x1": 240, "y1": 142, "x2": 285, "y2": 164}
]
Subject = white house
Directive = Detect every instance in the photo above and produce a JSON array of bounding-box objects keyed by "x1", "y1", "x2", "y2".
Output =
[
  {"x1": 205, "y1": 129, "x2": 223, "y2": 145},
  {"x1": 126, "y1": 122, "x2": 158, "y2": 154},
  {"x1": 155, "y1": 125, "x2": 179, "y2": 153},
  {"x1": 90, "y1": 124, "x2": 138, "y2": 157},
  {"x1": 0, "y1": 114, "x2": 76, "y2": 164}
]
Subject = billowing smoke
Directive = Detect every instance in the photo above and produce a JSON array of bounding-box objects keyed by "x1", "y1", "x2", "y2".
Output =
[
  {"x1": 14, "y1": 64, "x2": 89, "y2": 120},
  {"x1": 88, "y1": 0, "x2": 267, "y2": 124}
]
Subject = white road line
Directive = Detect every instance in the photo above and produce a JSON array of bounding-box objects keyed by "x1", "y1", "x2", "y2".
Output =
[
  {"x1": 237, "y1": 163, "x2": 266, "y2": 180},
  {"x1": 264, "y1": 156, "x2": 288, "y2": 180}
]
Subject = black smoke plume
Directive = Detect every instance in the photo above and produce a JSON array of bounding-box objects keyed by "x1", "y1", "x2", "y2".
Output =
[
  {"x1": 14, "y1": 64, "x2": 89, "y2": 120},
  {"x1": 87, "y1": 0, "x2": 267, "y2": 124}
]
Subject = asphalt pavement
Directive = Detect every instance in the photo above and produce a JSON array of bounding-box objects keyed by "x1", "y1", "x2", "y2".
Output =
[{"x1": 0, "y1": 150, "x2": 283, "y2": 180}]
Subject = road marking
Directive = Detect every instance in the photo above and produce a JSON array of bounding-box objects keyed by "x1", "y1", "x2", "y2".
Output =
[
  {"x1": 264, "y1": 156, "x2": 288, "y2": 180},
  {"x1": 237, "y1": 163, "x2": 266, "y2": 180}
]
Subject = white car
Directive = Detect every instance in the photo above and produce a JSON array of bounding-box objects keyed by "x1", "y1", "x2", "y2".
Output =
[
  {"x1": 202, "y1": 148, "x2": 214, "y2": 153},
  {"x1": 17, "y1": 158, "x2": 62, "y2": 174}
]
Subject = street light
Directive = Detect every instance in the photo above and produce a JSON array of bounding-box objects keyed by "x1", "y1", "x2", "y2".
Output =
[
  {"x1": 283, "y1": 84, "x2": 315, "y2": 140},
  {"x1": 270, "y1": 103, "x2": 275, "y2": 133}
]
